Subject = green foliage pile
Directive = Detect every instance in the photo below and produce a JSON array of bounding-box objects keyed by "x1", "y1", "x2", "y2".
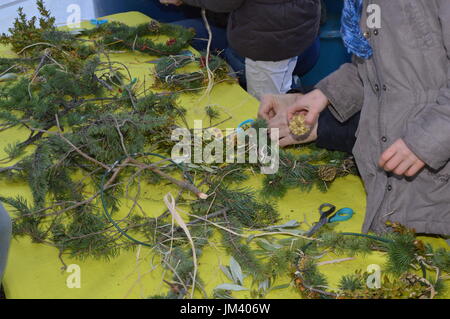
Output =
[
  {"x1": 83, "y1": 20, "x2": 195, "y2": 56},
  {"x1": 290, "y1": 224, "x2": 449, "y2": 299},
  {"x1": 154, "y1": 54, "x2": 231, "y2": 91}
]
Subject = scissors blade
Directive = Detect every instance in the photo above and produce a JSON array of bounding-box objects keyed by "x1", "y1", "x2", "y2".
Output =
[
  {"x1": 306, "y1": 204, "x2": 336, "y2": 237},
  {"x1": 306, "y1": 219, "x2": 327, "y2": 237}
]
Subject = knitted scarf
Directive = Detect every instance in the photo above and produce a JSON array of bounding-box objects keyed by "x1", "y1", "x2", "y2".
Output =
[{"x1": 341, "y1": 0, "x2": 373, "y2": 59}]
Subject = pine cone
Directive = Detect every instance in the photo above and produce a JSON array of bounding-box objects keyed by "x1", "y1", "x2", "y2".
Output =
[
  {"x1": 289, "y1": 114, "x2": 311, "y2": 140},
  {"x1": 342, "y1": 158, "x2": 356, "y2": 173},
  {"x1": 318, "y1": 166, "x2": 337, "y2": 182},
  {"x1": 147, "y1": 20, "x2": 160, "y2": 32}
]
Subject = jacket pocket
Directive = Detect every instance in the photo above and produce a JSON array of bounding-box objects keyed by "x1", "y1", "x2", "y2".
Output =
[
  {"x1": 428, "y1": 163, "x2": 450, "y2": 185},
  {"x1": 405, "y1": 173, "x2": 450, "y2": 234}
]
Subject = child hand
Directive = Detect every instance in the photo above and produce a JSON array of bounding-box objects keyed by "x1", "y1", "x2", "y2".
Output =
[
  {"x1": 258, "y1": 94, "x2": 301, "y2": 121},
  {"x1": 286, "y1": 89, "x2": 329, "y2": 127},
  {"x1": 160, "y1": 0, "x2": 183, "y2": 6},
  {"x1": 379, "y1": 139, "x2": 425, "y2": 177}
]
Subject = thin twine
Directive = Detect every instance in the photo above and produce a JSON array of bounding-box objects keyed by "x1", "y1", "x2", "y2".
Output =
[{"x1": 200, "y1": 8, "x2": 215, "y2": 101}]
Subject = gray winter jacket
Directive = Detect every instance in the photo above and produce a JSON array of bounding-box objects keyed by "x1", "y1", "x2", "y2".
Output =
[
  {"x1": 316, "y1": 0, "x2": 450, "y2": 235},
  {"x1": 181, "y1": 0, "x2": 321, "y2": 61},
  {"x1": 0, "y1": 203, "x2": 11, "y2": 282}
]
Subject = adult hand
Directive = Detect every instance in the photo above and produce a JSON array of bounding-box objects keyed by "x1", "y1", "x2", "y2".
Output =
[
  {"x1": 160, "y1": 0, "x2": 183, "y2": 6},
  {"x1": 286, "y1": 89, "x2": 329, "y2": 127},
  {"x1": 379, "y1": 139, "x2": 425, "y2": 177},
  {"x1": 258, "y1": 94, "x2": 301, "y2": 121}
]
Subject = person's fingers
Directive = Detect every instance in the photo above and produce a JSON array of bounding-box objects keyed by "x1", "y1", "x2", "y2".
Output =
[
  {"x1": 259, "y1": 94, "x2": 275, "y2": 117},
  {"x1": 267, "y1": 117, "x2": 282, "y2": 129},
  {"x1": 405, "y1": 162, "x2": 425, "y2": 177},
  {"x1": 382, "y1": 153, "x2": 403, "y2": 172},
  {"x1": 304, "y1": 110, "x2": 319, "y2": 126},
  {"x1": 379, "y1": 145, "x2": 398, "y2": 168},
  {"x1": 287, "y1": 103, "x2": 308, "y2": 121},
  {"x1": 277, "y1": 127, "x2": 318, "y2": 147},
  {"x1": 278, "y1": 136, "x2": 296, "y2": 148},
  {"x1": 378, "y1": 139, "x2": 426, "y2": 176},
  {"x1": 268, "y1": 126, "x2": 281, "y2": 140},
  {"x1": 393, "y1": 158, "x2": 415, "y2": 176},
  {"x1": 268, "y1": 110, "x2": 288, "y2": 126},
  {"x1": 268, "y1": 128, "x2": 277, "y2": 141},
  {"x1": 278, "y1": 126, "x2": 290, "y2": 138},
  {"x1": 259, "y1": 110, "x2": 271, "y2": 121},
  {"x1": 269, "y1": 126, "x2": 289, "y2": 141},
  {"x1": 258, "y1": 95, "x2": 275, "y2": 120}
]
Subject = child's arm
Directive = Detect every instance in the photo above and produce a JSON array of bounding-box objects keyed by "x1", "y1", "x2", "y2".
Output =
[
  {"x1": 402, "y1": 0, "x2": 450, "y2": 171},
  {"x1": 286, "y1": 59, "x2": 364, "y2": 133},
  {"x1": 284, "y1": 59, "x2": 364, "y2": 146},
  {"x1": 315, "y1": 58, "x2": 364, "y2": 123},
  {"x1": 181, "y1": 0, "x2": 245, "y2": 12}
]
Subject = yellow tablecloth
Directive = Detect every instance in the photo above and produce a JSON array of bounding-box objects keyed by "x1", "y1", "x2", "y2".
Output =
[{"x1": 0, "y1": 12, "x2": 448, "y2": 299}]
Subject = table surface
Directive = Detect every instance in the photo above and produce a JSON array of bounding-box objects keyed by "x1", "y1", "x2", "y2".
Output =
[{"x1": 0, "y1": 11, "x2": 448, "y2": 299}]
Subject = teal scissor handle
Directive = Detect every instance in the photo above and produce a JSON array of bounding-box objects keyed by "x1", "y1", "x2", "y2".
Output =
[
  {"x1": 180, "y1": 50, "x2": 195, "y2": 57},
  {"x1": 90, "y1": 19, "x2": 108, "y2": 26},
  {"x1": 329, "y1": 208, "x2": 354, "y2": 223},
  {"x1": 237, "y1": 119, "x2": 255, "y2": 132}
]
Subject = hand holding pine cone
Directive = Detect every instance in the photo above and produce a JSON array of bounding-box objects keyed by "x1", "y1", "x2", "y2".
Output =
[{"x1": 289, "y1": 114, "x2": 312, "y2": 141}]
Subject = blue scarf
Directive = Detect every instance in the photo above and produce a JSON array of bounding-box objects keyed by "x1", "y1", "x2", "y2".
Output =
[{"x1": 341, "y1": 0, "x2": 373, "y2": 59}]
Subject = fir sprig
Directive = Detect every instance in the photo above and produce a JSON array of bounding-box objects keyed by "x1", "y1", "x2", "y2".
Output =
[{"x1": 83, "y1": 20, "x2": 194, "y2": 56}]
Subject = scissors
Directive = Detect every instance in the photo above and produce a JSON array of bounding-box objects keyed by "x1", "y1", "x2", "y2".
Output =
[
  {"x1": 237, "y1": 119, "x2": 255, "y2": 132},
  {"x1": 90, "y1": 19, "x2": 108, "y2": 26},
  {"x1": 306, "y1": 204, "x2": 354, "y2": 237}
]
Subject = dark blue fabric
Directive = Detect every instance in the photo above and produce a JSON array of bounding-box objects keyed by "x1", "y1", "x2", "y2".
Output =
[
  {"x1": 294, "y1": 37, "x2": 321, "y2": 77},
  {"x1": 341, "y1": 0, "x2": 373, "y2": 59},
  {"x1": 316, "y1": 108, "x2": 360, "y2": 154},
  {"x1": 224, "y1": 47, "x2": 247, "y2": 87},
  {"x1": 93, "y1": 0, "x2": 188, "y2": 22}
]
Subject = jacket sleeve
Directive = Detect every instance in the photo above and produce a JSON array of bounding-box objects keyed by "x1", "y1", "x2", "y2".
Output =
[
  {"x1": 181, "y1": 0, "x2": 244, "y2": 12},
  {"x1": 403, "y1": 0, "x2": 450, "y2": 170},
  {"x1": 316, "y1": 107, "x2": 360, "y2": 154},
  {"x1": 315, "y1": 58, "x2": 365, "y2": 123}
]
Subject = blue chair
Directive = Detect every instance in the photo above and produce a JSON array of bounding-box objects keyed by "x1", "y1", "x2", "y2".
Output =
[{"x1": 300, "y1": 0, "x2": 352, "y2": 86}]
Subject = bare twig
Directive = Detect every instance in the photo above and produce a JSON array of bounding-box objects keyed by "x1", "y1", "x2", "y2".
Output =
[
  {"x1": 317, "y1": 257, "x2": 355, "y2": 266},
  {"x1": 128, "y1": 158, "x2": 208, "y2": 200}
]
